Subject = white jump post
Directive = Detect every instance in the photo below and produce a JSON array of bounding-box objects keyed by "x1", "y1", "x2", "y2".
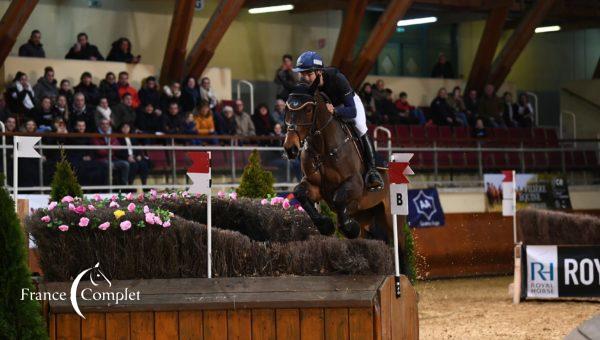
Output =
[
  {"x1": 389, "y1": 153, "x2": 414, "y2": 298},
  {"x1": 12, "y1": 136, "x2": 42, "y2": 211},
  {"x1": 186, "y1": 151, "x2": 212, "y2": 278}
]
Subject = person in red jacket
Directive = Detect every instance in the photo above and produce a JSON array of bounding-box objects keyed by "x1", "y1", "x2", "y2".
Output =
[
  {"x1": 117, "y1": 71, "x2": 140, "y2": 109},
  {"x1": 92, "y1": 119, "x2": 130, "y2": 185}
]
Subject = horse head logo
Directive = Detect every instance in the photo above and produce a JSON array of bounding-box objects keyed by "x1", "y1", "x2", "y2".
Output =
[{"x1": 70, "y1": 262, "x2": 111, "y2": 319}]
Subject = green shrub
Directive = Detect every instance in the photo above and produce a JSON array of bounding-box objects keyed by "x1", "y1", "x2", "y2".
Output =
[
  {"x1": 404, "y1": 222, "x2": 416, "y2": 283},
  {"x1": 0, "y1": 176, "x2": 48, "y2": 339},
  {"x1": 237, "y1": 150, "x2": 275, "y2": 198},
  {"x1": 49, "y1": 150, "x2": 82, "y2": 202}
]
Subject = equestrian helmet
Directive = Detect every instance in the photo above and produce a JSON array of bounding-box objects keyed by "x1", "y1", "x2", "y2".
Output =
[{"x1": 293, "y1": 51, "x2": 324, "y2": 73}]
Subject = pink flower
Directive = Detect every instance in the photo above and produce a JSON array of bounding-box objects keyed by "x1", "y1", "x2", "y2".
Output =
[
  {"x1": 169, "y1": 193, "x2": 178, "y2": 199},
  {"x1": 143, "y1": 205, "x2": 150, "y2": 214},
  {"x1": 153, "y1": 216, "x2": 163, "y2": 226},
  {"x1": 58, "y1": 224, "x2": 69, "y2": 232},
  {"x1": 41, "y1": 215, "x2": 51, "y2": 223},
  {"x1": 138, "y1": 193, "x2": 145, "y2": 201},
  {"x1": 79, "y1": 217, "x2": 90, "y2": 227},
  {"x1": 229, "y1": 192, "x2": 238, "y2": 200},
  {"x1": 88, "y1": 205, "x2": 96, "y2": 211},
  {"x1": 182, "y1": 191, "x2": 190, "y2": 198},
  {"x1": 162, "y1": 220, "x2": 171, "y2": 228},
  {"x1": 260, "y1": 198, "x2": 268, "y2": 205},
  {"x1": 109, "y1": 201, "x2": 119, "y2": 209},
  {"x1": 145, "y1": 213, "x2": 155, "y2": 224},
  {"x1": 150, "y1": 189, "x2": 157, "y2": 197},
  {"x1": 61, "y1": 196, "x2": 74, "y2": 203},
  {"x1": 127, "y1": 203, "x2": 136, "y2": 213},
  {"x1": 125, "y1": 192, "x2": 134, "y2": 200},
  {"x1": 297, "y1": 206, "x2": 305, "y2": 212},
  {"x1": 98, "y1": 222, "x2": 110, "y2": 230},
  {"x1": 110, "y1": 194, "x2": 118, "y2": 201},
  {"x1": 160, "y1": 193, "x2": 169, "y2": 199},
  {"x1": 282, "y1": 199, "x2": 291, "y2": 210},
  {"x1": 120, "y1": 220, "x2": 132, "y2": 231},
  {"x1": 270, "y1": 197, "x2": 280, "y2": 205},
  {"x1": 48, "y1": 201, "x2": 58, "y2": 211},
  {"x1": 68, "y1": 203, "x2": 76, "y2": 211},
  {"x1": 217, "y1": 191, "x2": 226, "y2": 199},
  {"x1": 74, "y1": 205, "x2": 86, "y2": 215},
  {"x1": 93, "y1": 194, "x2": 102, "y2": 201}
]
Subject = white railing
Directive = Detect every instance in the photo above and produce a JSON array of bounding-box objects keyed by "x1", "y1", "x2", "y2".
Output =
[{"x1": 526, "y1": 91, "x2": 539, "y2": 126}]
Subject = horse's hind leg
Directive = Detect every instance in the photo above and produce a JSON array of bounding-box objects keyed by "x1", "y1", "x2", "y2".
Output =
[
  {"x1": 294, "y1": 180, "x2": 335, "y2": 235},
  {"x1": 332, "y1": 176, "x2": 362, "y2": 239}
]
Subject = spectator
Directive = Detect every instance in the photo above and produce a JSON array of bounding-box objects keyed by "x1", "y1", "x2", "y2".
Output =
[
  {"x1": 92, "y1": 119, "x2": 129, "y2": 185},
  {"x1": 430, "y1": 88, "x2": 459, "y2": 126},
  {"x1": 371, "y1": 79, "x2": 386, "y2": 102},
  {"x1": 161, "y1": 81, "x2": 182, "y2": 112},
  {"x1": 74, "y1": 72, "x2": 101, "y2": 106},
  {"x1": 464, "y1": 89, "x2": 479, "y2": 126},
  {"x1": 199, "y1": 77, "x2": 218, "y2": 110},
  {"x1": 7, "y1": 72, "x2": 35, "y2": 121},
  {"x1": 220, "y1": 106, "x2": 237, "y2": 136},
  {"x1": 0, "y1": 95, "x2": 10, "y2": 122},
  {"x1": 58, "y1": 79, "x2": 74, "y2": 106},
  {"x1": 181, "y1": 76, "x2": 199, "y2": 113},
  {"x1": 99, "y1": 72, "x2": 120, "y2": 106},
  {"x1": 54, "y1": 94, "x2": 70, "y2": 122},
  {"x1": 5, "y1": 116, "x2": 17, "y2": 132},
  {"x1": 395, "y1": 92, "x2": 426, "y2": 125},
  {"x1": 472, "y1": 117, "x2": 487, "y2": 138},
  {"x1": 502, "y1": 92, "x2": 519, "y2": 127},
  {"x1": 268, "y1": 122, "x2": 301, "y2": 181},
  {"x1": 138, "y1": 76, "x2": 161, "y2": 111},
  {"x1": 194, "y1": 103, "x2": 216, "y2": 144},
  {"x1": 33, "y1": 66, "x2": 58, "y2": 102},
  {"x1": 116, "y1": 123, "x2": 149, "y2": 185},
  {"x1": 70, "y1": 92, "x2": 94, "y2": 132},
  {"x1": 117, "y1": 71, "x2": 140, "y2": 109},
  {"x1": 431, "y1": 53, "x2": 455, "y2": 78},
  {"x1": 359, "y1": 83, "x2": 377, "y2": 123},
  {"x1": 271, "y1": 99, "x2": 286, "y2": 127},
  {"x1": 375, "y1": 89, "x2": 396, "y2": 123},
  {"x1": 182, "y1": 113, "x2": 197, "y2": 135},
  {"x1": 18, "y1": 30, "x2": 45, "y2": 58},
  {"x1": 65, "y1": 33, "x2": 104, "y2": 60},
  {"x1": 95, "y1": 97, "x2": 112, "y2": 128},
  {"x1": 111, "y1": 93, "x2": 136, "y2": 129},
  {"x1": 234, "y1": 99, "x2": 255, "y2": 137},
  {"x1": 68, "y1": 119, "x2": 108, "y2": 186},
  {"x1": 164, "y1": 102, "x2": 184, "y2": 134},
  {"x1": 447, "y1": 86, "x2": 468, "y2": 126},
  {"x1": 516, "y1": 93, "x2": 534, "y2": 128},
  {"x1": 106, "y1": 37, "x2": 140, "y2": 63},
  {"x1": 252, "y1": 103, "x2": 276, "y2": 137},
  {"x1": 31, "y1": 96, "x2": 55, "y2": 131},
  {"x1": 136, "y1": 103, "x2": 165, "y2": 135},
  {"x1": 478, "y1": 84, "x2": 504, "y2": 127},
  {"x1": 22, "y1": 118, "x2": 37, "y2": 133},
  {"x1": 19, "y1": 119, "x2": 41, "y2": 187},
  {"x1": 274, "y1": 54, "x2": 298, "y2": 100}
]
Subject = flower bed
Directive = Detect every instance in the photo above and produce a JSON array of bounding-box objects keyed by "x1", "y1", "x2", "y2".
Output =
[{"x1": 28, "y1": 191, "x2": 393, "y2": 281}]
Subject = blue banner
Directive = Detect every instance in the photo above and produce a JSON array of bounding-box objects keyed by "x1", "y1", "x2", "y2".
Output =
[{"x1": 408, "y1": 188, "x2": 445, "y2": 227}]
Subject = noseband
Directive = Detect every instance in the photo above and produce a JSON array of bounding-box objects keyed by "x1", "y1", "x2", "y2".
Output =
[{"x1": 285, "y1": 93, "x2": 334, "y2": 145}]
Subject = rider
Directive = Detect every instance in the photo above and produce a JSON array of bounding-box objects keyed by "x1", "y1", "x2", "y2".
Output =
[{"x1": 292, "y1": 51, "x2": 384, "y2": 191}]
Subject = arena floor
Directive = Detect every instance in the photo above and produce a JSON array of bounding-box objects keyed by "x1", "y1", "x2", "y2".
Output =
[{"x1": 416, "y1": 276, "x2": 600, "y2": 339}]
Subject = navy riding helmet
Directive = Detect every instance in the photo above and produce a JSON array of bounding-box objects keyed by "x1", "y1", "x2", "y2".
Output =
[{"x1": 292, "y1": 51, "x2": 324, "y2": 73}]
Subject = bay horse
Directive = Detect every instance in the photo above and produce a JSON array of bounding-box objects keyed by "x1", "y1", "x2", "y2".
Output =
[{"x1": 283, "y1": 82, "x2": 407, "y2": 273}]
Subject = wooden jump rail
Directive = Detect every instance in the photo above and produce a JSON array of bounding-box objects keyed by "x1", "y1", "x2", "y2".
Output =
[{"x1": 42, "y1": 275, "x2": 418, "y2": 339}]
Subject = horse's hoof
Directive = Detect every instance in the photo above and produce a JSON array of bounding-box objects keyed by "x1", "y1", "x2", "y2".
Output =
[
  {"x1": 340, "y1": 219, "x2": 360, "y2": 239},
  {"x1": 315, "y1": 217, "x2": 335, "y2": 236}
]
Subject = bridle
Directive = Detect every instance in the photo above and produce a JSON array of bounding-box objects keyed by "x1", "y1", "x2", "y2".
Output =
[{"x1": 285, "y1": 92, "x2": 334, "y2": 147}]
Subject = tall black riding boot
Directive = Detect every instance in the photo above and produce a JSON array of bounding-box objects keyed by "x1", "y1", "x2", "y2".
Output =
[{"x1": 360, "y1": 134, "x2": 384, "y2": 191}]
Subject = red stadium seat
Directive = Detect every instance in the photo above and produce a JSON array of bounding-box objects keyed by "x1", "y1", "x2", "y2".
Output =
[
  {"x1": 394, "y1": 125, "x2": 411, "y2": 146},
  {"x1": 437, "y1": 151, "x2": 452, "y2": 169},
  {"x1": 465, "y1": 152, "x2": 479, "y2": 170},
  {"x1": 490, "y1": 128, "x2": 509, "y2": 146},
  {"x1": 506, "y1": 152, "x2": 521, "y2": 169},
  {"x1": 410, "y1": 126, "x2": 427, "y2": 146},
  {"x1": 147, "y1": 150, "x2": 168, "y2": 171},
  {"x1": 584, "y1": 151, "x2": 599, "y2": 169},
  {"x1": 547, "y1": 151, "x2": 563, "y2": 170},
  {"x1": 546, "y1": 129, "x2": 559, "y2": 147},
  {"x1": 453, "y1": 127, "x2": 473, "y2": 146},
  {"x1": 449, "y1": 151, "x2": 466, "y2": 168},
  {"x1": 439, "y1": 126, "x2": 452, "y2": 142},
  {"x1": 426, "y1": 126, "x2": 439, "y2": 140}
]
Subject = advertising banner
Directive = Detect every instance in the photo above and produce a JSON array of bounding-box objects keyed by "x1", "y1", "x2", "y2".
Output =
[{"x1": 408, "y1": 188, "x2": 445, "y2": 227}]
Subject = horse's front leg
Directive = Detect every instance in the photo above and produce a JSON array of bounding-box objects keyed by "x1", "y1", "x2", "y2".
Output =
[
  {"x1": 332, "y1": 175, "x2": 363, "y2": 239},
  {"x1": 294, "y1": 179, "x2": 335, "y2": 235}
]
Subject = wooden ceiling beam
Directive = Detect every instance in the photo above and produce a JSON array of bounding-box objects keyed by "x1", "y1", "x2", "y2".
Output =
[
  {"x1": 0, "y1": 0, "x2": 38, "y2": 68},
  {"x1": 184, "y1": 0, "x2": 246, "y2": 79},
  {"x1": 487, "y1": 0, "x2": 558, "y2": 90},
  {"x1": 465, "y1": 4, "x2": 510, "y2": 94},
  {"x1": 331, "y1": 0, "x2": 369, "y2": 74},
  {"x1": 348, "y1": 0, "x2": 414, "y2": 88},
  {"x1": 160, "y1": 0, "x2": 197, "y2": 85}
]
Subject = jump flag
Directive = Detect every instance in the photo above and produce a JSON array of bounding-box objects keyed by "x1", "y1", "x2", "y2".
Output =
[
  {"x1": 186, "y1": 151, "x2": 213, "y2": 278},
  {"x1": 13, "y1": 136, "x2": 42, "y2": 211},
  {"x1": 389, "y1": 153, "x2": 415, "y2": 298},
  {"x1": 502, "y1": 170, "x2": 518, "y2": 244}
]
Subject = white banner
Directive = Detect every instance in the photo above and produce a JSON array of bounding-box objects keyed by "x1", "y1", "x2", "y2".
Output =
[{"x1": 526, "y1": 245, "x2": 559, "y2": 299}]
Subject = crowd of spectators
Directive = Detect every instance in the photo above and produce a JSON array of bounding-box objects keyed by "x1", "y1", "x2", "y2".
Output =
[{"x1": 358, "y1": 79, "x2": 535, "y2": 135}]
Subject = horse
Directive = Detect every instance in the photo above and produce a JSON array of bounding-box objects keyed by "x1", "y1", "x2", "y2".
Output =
[{"x1": 283, "y1": 81, "x2": 407, "y2": 273}]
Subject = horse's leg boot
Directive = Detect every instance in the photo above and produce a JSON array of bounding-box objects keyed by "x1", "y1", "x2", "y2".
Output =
[
  {"x1": 340, "y1": 218, "x2": 361, "y2": 239},
  {"x1": 360, "y1": 134, "x2": 384, "y2": 192}
]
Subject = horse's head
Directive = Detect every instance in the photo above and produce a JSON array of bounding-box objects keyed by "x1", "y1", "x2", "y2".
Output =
[
  {"x1": 283, "y1": 79, "x2": 327, "y2": 159},
  {"x1": 89, "y1": 262, "x2": 111, "y2": 287}
]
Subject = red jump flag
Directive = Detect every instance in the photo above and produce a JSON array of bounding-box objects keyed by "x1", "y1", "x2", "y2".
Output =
[{"x1": 187, "y1": 152, "x2": 211, "y2": 195}]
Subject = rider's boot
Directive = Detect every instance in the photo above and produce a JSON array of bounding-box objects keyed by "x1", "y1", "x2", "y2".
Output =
[{"x1": 360, "y1": 134, "x2": 384, "y2": 192}]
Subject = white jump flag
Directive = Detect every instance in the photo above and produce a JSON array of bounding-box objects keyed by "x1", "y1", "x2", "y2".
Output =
[
  {"x1": 186, "y1": 152, "x2": 213, "y2": 278},
  {"x1": 501, "y1": 170, "x2": 518, "y2": 244},
  {"x1": 389, "y1": 153, "x2": 414, "y2": 298},
  {"x1": 13, "y1": 136, "x2": 42, "y2": 211}
]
